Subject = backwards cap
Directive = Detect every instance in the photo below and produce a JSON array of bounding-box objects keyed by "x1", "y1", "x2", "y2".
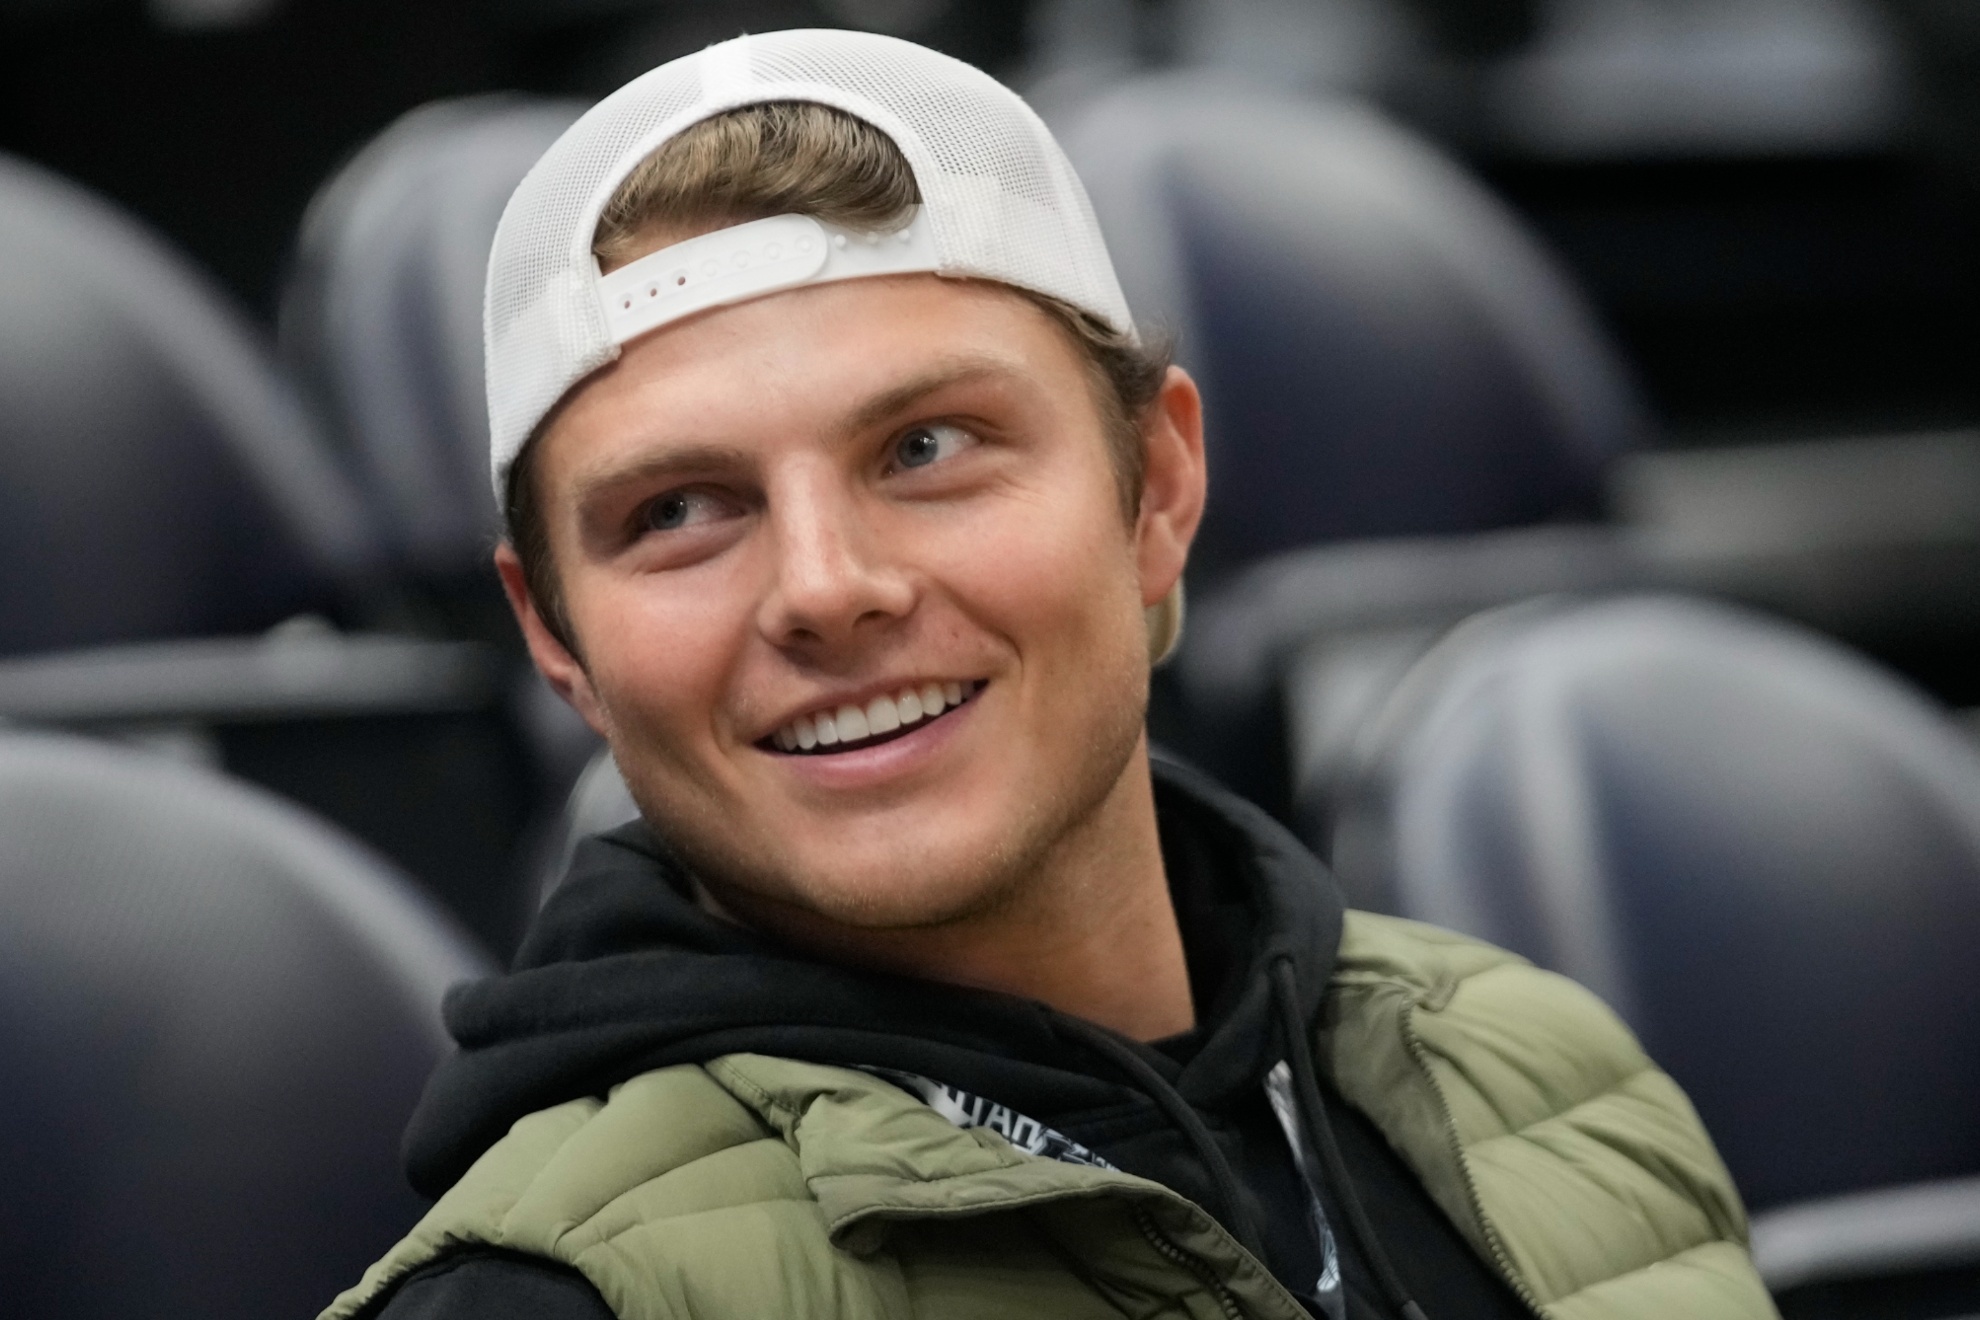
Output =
[{"x1": 483, "y1": 28, "x2": 1136, "y2": 495}]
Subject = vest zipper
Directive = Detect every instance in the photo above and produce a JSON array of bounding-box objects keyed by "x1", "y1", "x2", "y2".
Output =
[
  {"x1": 1132, "y1": 1203, "x2": 1246, "y2": 1320},
  {"x1": 1398, "y1": 1006, "x2": 1548, "y2": 1319}
]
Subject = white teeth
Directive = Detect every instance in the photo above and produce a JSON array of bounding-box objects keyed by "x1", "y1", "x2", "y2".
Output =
[
  {"x1": 835, "y1": 703, "x2": 870, "y2": 742},
  {"x1": 866, "y1": 695, "x2": 901, "y2": 736},
  {"x1": 770, "y1": 680, "x2": 976, "y2": 753}
]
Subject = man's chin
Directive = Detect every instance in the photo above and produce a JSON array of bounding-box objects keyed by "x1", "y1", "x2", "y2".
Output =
[
  {"x1": 658, "y1": 736, "x2": 1138, "y2": 948},
  {"x1": 733, "y1": 870, "x2": 1018, "y2": 933},
  {"x1": 695, "y1": 841, "x2": 1036, "y2": 940}
]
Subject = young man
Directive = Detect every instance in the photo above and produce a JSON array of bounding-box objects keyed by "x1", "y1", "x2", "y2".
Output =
[{"x1": 326, "y1": 30, "x2": 1776, "y2": 1320}]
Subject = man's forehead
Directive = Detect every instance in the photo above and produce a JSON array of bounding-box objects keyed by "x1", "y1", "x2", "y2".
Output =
[{"x1": 548, "y1": 278, "x2": 1071, "y2": 491}]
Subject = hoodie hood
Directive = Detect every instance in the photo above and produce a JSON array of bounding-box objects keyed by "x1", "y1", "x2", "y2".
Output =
[{"x1": 404, "y1": 756, "x2": 1344, "y2": 1199}]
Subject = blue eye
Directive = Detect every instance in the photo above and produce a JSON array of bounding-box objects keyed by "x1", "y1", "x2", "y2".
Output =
[
  {"x1": 892, "y1": 423, "x2": 973, "y2": 471},
  {"x1": 642, "y1": 490, "x2": 722, "y2": 532}
]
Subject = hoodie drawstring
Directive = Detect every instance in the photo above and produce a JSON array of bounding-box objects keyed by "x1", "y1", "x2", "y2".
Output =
[
  {"x1": 1054, "y1": 1013, "x2": 1268, "y2": 1265},
  {"x1": 1270, "y1": 956, "x2": 1432, "y2": 1320},
  {"x1": 1056, "y1": 961, "x2": 1433, "y2": 1320}
]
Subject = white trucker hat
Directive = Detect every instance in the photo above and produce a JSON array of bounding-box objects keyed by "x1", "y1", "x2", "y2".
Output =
[{"x1": 483, "y1": 27, "x2": 1137, "y2": 495}]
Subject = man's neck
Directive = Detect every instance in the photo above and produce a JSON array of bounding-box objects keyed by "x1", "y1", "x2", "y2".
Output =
[{"x1": 698, "y1": 740, "x2": 1196, "y2": 1042}]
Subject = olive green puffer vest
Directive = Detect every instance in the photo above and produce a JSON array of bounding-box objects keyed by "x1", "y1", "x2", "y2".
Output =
[{"x1": 324, "y1": 913, "x2": 1778, "y2": 1320}]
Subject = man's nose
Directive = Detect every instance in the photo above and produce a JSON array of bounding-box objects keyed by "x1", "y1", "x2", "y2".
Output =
[{"x1": 756, "y1": 469, "x2": 915, "y2": 650}]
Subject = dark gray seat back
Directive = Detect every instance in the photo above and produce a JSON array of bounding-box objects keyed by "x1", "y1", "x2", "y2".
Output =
[
  {"x1": 1056, "y1": 77, "x2": 1647, "y2": 571},
  {"x1": 0, "y1": 730, "x2": 490, "y2": 1318},
  {"x1": 275, "y1": 97, "x2": 607, "y2": 949},
  {"x1": 1318, "y1": 595, "x2": 1980, "y2": 1214},
  {"x1": 281, "y1": 95, "x2": 588, "y2": 582},
  {"x1": 0, "y1": 154, "x2": 380, "y2": 657}
]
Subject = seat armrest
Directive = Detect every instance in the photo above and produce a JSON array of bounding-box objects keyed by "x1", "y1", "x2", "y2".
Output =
[
  {"x1": 1751, "y1": 1175, "x2": 1980, "y2": 1293},
  {"x1": 0, "y1": 631, "x2": 501, "y2": 725}
]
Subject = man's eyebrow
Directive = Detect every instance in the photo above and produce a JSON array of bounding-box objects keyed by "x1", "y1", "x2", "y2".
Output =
[
  {"x1": 571, "y1": 443, "x2": 751, "y2": 516},
  {"x1": 836, "y1": 357, "x2": 1024, "y2": 439},
  {"x1": 568, "y1": 357, "x2": 1023, "y2": 513}
]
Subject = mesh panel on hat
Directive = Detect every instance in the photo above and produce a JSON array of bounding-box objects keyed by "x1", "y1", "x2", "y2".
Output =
[{"x1": 483, "y1": 29, "x2": 1133, "y2": 494}]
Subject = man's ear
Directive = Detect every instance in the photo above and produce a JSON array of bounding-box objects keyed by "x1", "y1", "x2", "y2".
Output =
[
  {"x1": 1134, "y1": 365, "x2": 1208, "y2": 610},
  {"x1": 494, "y1": 542, "x2": 611, "y2": 737}
]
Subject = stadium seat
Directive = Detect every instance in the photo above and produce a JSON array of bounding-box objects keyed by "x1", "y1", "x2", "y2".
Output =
[
  {"x1": 1302, "y1": 594, "x2": 1980, "y2": 1316},
  {"x1": 0, "y1": 152, "x2": 382, "y2": 657},
  {"x1": 1054, "y1": 75, "x2": 1648, "y2": 572},
  {"x1": 267, "y1": 94, "x2": 604, "y2": 952},
  {"x1": 281, "y1": 94, "x2": 587, "y2": 591},
  {"x1": 1170, "y1": 523, "x2": 1651, "y2": 815},
  {"x1": 1169, "y1": 427, "x2": 1980, "y2": 821},
  {"x1": 0, "y1": 155, "x2": 546, "y2": 947},
  {"x1": 0, "y1": 729, "x2": 491, "y2": 1320}
]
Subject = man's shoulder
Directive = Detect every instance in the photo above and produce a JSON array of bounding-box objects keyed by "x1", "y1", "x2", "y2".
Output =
[
  {"x1": 320, "y1": 1064, "x2": 816, "y2": 1320},
  {"x1": 1332, "y1": 909, "x2": 1527, "y2": 993},
  {"x1": 1327, "y1": 909, "x2": 1668, "y2": 1130},
  {"x1": 327, "y1": 1055, "x2": 1101, "y2": 1320},
  {"x1": 1328, "y1": 909, "x2": 1655, "y2": 1098},
  {"x1": 1325, "y1": 910, "x2": 1776, "y2": 1320},
  {"x1": 433, "y1": 1062, "x2": 784, "y2": 1229}
]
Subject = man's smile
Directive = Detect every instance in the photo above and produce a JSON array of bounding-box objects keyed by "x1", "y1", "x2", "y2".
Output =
[
  {"x1": 515, "y1": 267, "x2": 1187, "y2": 930},
  {"x1": 761, "y1": 679, "x2": 987, "y2": 755}
]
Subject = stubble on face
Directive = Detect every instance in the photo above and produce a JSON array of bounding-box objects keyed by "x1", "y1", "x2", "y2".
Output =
[
  {"x1": 534, "y1": 275, "x2": 1165, "y2": 951},
  {"x1": 604, "y1": 515, "x2": 1155, "y2": 946},
  {"x1": 659, "y1": 630, "x2": 1154, "y2": 942}
]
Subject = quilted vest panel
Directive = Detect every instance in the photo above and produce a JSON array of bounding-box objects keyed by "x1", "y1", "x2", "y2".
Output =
[{"x1": 324, "y1": 914, "x2": 1779, "y2": 1320}]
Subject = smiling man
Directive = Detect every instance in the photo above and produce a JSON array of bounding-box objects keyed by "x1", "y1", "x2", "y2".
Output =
[
  {"x1": 522, "y1": 262, "x2": 1202, "y2": 1041},
  {"x1": 324, "y1": 30, "x2": 1776, "y2": 1320}
]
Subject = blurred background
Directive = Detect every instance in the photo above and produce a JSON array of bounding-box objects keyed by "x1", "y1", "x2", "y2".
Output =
[{"x1": 1, "y1": 1, "x2": 1977, "y2": 1317}]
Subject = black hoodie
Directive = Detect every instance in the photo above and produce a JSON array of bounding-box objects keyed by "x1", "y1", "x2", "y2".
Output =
[{"x1": 376, "y1": 760, "x2": 1529, "y2": 1320}]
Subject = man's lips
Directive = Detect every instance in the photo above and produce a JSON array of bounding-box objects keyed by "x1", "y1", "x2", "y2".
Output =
[{"x1": 758, "y1": 679, "x2": 986, "y2": 755}]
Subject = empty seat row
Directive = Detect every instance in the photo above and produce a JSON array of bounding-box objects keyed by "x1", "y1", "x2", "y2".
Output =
[{"x1": 0, "y1": 126, "x2": 596, "y2": 956}]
